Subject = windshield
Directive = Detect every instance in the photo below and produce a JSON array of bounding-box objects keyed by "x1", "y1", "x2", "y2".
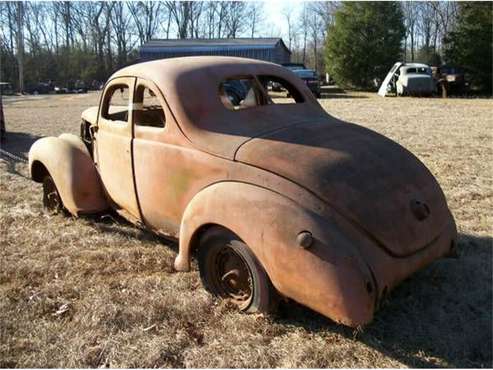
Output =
[{"x1": 294, "y1": 70, "x2": 317, "y2": 79}]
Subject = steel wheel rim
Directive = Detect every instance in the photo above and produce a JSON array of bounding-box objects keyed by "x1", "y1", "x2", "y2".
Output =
[
  {"x1": 43, "y1": 178, "x2": 60, "y2": 212},
  {"x1": 211, "y1": 246, "x2": 253, "y2": 310}
]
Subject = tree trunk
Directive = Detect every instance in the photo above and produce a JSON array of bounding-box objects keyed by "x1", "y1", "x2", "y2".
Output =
[{"x1": 16, "y1": 2, "x2": 24, "y2": 93}]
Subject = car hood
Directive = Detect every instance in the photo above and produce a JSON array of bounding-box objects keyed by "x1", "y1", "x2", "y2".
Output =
[{"x1": 235, "y1": 118, "x2": 451, "y2": 257}]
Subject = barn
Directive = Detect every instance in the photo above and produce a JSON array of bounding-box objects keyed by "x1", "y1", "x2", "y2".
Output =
[{"x1": 139, "y1": 38, "x2": 291, "y2": 64}]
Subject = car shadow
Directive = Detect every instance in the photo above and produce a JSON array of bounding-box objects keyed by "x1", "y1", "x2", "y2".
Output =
[
  {"x1": 75, "y1": 207, "x2": 492, "y2": 367},
  {"x1": 0, "y1": 131, "x2": 42, "y2": 158},
  {"x1": 0, "y1": 132, "x2": 42, "y2": 179},
  {"x1": 273, "y1": 233, "x2": 493, "y2": 367},
  {"x1": 82, "y1": 211, "x2": 180, "y2": 254}
]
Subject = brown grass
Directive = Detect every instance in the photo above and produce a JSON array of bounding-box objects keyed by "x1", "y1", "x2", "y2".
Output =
[{"x1": 1, "y1": 89, "x2": 492, "y2": 368}]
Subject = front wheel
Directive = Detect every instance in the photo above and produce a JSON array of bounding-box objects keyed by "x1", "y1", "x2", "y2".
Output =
[
  {"x1": 42, "y1": 175, "x2": 64, "y2": 214},
  {"x1": 198, "y1": 227, "x2": 279, "y2": 313}
]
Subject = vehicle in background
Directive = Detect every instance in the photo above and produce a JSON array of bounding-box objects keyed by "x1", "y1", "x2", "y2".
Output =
[
  {"x1": 90, "y1": 80, "x2": 105, "y2": 91},
  {"x1": 272, "y1": 63, "x2": 308, "y2": 91},
  {"x1": 281, "y1": 62, "x2": 306, "y2": 71},
  {"x1": 0, "y1": 82, "x2": 14, "y2": 95},
  {"x1": 54, "y1": 80, "x2": 88, "y2": 94},
  {"x1": 71, "y1": 80, "x2": 88, "y2": 93},
  {"x1": 378, "y1": 62, "x2": 435, "y2": 97},
  {"x1": 293, "y1": 69, "x2": 321, "y2": 98},
  {"x1": 25, "y1": 82, "x2": 54, "y2": 95},
  {"x1": 432, "y1": 65, "x2": 469, "y2": 97}
]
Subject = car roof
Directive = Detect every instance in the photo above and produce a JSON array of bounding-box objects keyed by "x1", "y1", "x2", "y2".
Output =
[
  {"x1": 403, "y1": 63, "x2": 430, "y2": 68},
  {"x1": 109, "y1": 56, "x2": 325, "y2": 159}
]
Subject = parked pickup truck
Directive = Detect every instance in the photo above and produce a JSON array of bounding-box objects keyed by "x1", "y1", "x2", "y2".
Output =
[{"x1": 28, "y1": 56, "x2": 457, "y2": 328}]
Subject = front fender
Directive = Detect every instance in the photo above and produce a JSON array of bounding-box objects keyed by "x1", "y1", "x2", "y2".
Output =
[
  {"x1": 28, "y1": 133, "x2": 108, "y2": 215},
  {"x1": 175, "y1": 181, "x2": 376, "y2": 327}
]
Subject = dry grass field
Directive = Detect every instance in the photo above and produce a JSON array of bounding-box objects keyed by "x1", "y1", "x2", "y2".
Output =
[{"x1": 1, "y1": 89, "x2": 492, "y2": 368}]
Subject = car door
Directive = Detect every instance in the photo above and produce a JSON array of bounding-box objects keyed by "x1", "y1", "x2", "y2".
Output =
[
  {"x1": 94, "y1": 77, "x2": 140, "y2": 219},
  {"x1": 131, "y1": 78, "x2": 178, "y2": 235}
]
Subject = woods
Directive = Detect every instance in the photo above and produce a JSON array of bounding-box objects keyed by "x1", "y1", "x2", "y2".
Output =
[{"x1": 0, "y1": 1, "x2": 491, "y2": 92}]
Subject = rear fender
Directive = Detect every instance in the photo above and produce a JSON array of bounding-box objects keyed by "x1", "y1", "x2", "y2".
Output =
[
  {"x1": 175, "y1": 182, "x2": 376, "y2": 327},
  {"x1": 28, "y1": 133, "x2": 108, "y2": 215}
]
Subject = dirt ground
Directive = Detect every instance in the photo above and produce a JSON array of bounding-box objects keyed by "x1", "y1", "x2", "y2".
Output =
[{"x1": 1, "y1": 89, "x2": 492, "y2": 368}]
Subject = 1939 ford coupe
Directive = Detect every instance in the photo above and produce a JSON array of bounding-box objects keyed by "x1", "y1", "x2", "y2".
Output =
[{"x1": 28, "y1": 57, "x2": 457, "y2": 327}]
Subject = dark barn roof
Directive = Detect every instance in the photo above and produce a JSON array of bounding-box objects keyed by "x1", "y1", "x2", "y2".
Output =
[{"x1": 139, "y1": 38, "x2": 291, "y2": 64}]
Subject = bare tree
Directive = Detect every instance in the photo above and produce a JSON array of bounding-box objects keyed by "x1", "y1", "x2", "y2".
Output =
[
  {"x1": 129, "y1": 2, "x2": 163, "y2": 44},
  {"x1": 307, "y1": 1, "x2": 338, "y2": 38},
  {"x1": 248, "y1": 2, "x2": 264, "y2": 38},
  {"x1": 298, "y1": 3, "x2": 309, "y2": 65},
  {"x1": 282, "y1": 5, "x2": 295, "y2": 50},
  {"x1": 224, "y1": 2, "x2": 248, "y2": 38},
  {"x1": 110, "y1": 2, "x2": 134, "y2": 66},
  {"x1": 165, "y1": 1, "x2": 192, "y2": 39},
  {"x1": 16, "y1": 1, "x2": 24, "y2": 92},
  {"x1": 403, "y1": 1, "x2": 419, "y2": 61}
]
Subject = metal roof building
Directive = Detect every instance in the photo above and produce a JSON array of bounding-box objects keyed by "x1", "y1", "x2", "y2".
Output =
[{"x1": 139, "y1": 38, "x2": 291, "y2": 64}]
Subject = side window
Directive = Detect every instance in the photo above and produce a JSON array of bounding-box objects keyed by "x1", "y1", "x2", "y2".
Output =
[
  {"x1": 219, "y1": 77, "x2": 266, "y2": 110},
  {"x1": 102, "y1": 84, "x2": 129, "y2": 122},
  {"x1": 257, "y1": 75, "x2": 304, "y2": 104},
  {"x1": 134, "y1": 84, "x2": 165, "y2": 128}
]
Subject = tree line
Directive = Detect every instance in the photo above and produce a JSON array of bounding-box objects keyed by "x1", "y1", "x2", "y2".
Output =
[
  {"x1": 1, "y1": 1, "x2": 491, "y2": 93},
  {"x1": 324, "y1": 1, "x2": 492, "y2": 92}
]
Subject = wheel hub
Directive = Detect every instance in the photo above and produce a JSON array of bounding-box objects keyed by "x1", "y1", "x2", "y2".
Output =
[{"x1": 214, "y1": 247, "x2": 253, "y2": 308}]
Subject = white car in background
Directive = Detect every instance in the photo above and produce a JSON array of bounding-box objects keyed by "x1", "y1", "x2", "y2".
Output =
[{"x1": 379, "y1": 62, "x2": 435, "y2": 97}]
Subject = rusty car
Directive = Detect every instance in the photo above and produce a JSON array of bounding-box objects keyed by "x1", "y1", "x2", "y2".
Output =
[{"x1": 28, "y1": 56, "x2": 457, "y2": 327}]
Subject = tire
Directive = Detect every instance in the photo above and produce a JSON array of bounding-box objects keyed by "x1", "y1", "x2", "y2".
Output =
[
  {"x1": 42, "y1": 175, "x2": 64, "y2": 214},
  {"x1": 198, "y1": 227, "x2": 278, "y2": 313}
]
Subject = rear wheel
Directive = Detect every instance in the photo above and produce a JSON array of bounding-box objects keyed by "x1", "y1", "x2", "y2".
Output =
[
  {"x1": 42, "y1": 175, "x2": 63, "y2": 214},
  {"x1": 198, "y1": 227, "x2": 278, "y2": 313}
]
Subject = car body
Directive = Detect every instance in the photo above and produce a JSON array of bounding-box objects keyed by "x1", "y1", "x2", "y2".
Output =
[
  {"x1": 25, "y1": 82, "x2": 54, "y2": 95},
  {"x1": 292, "y1": 69, "x2": 321, "y2": 98},
  {"x1": 0, "y1": 82, "x2": 14, "y2": 95},
  {"x1": 28, "y1": 56, "x2": 457, "y2": 327},
  {"x1": 379, "y1": 62, "x2": 435, "y2": 97}
]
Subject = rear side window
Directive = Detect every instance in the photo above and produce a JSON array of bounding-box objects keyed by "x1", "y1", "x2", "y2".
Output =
[
  {"x1": 102, "y1": 84, "x2": 129, "y2": 122},
  {"x1": 133, "y1": 85, "x2": 165, "y2": 128},
  {"x1": 219, "y1": 77, "x2": 265, "y2": 110},
  {"x1": 219, "y1": 75, "x2": 304, "y2": 110}
]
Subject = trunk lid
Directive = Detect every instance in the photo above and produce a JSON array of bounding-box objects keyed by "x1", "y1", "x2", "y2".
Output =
[{"x1": 235, "y1": 119, "x2": 450, "y2": 257}]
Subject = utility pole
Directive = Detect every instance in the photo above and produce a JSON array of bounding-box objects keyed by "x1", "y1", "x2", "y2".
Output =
[{"x1": 16, "y1": 1, "x2": 24, "y2": 93}]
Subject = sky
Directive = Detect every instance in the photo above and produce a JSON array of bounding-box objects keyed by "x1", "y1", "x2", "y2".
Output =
[{"x1": 261, "y1": 0, "x2": 304, "y2": 38}]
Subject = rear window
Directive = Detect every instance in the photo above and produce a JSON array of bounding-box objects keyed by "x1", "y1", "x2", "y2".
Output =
[
  {"x1": 405, "y1": 67, "x2": 430, "y2": 75},
  {"x1": 219, "y1": 75, "x2": 304, "y2": 110}
]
